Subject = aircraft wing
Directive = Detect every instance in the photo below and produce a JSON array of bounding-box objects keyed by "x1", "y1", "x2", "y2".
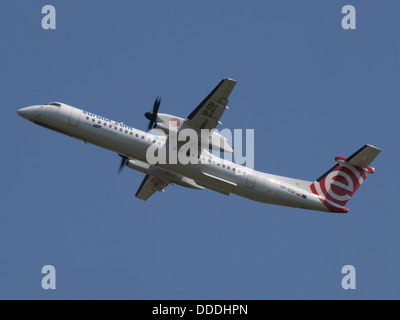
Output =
[
  {"x1": 135, "y1": 174, "x2": 169, "y2": 201},
  {"x1": 185, "y1": 78, "x2": 237, "y2": 131}
]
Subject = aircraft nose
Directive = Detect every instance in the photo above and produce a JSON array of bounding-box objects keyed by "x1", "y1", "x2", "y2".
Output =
[{"x1": 17, "y1": 106, "x2": 39, "y2": 120}]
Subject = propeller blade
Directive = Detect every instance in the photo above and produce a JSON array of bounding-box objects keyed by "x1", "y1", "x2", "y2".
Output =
[
  {"x1": 118, "y1": 154, "x2": 129, "y2": 174},
  {"x1": 145, "y1": 96, "x2": 161, "y2": 131},
  {"x1": 145, "y1": 112, "x2": 153, "y2": 121},
  {"x1": 153, "y1": 96, "x2": 161, "y2": 115},
  {"x1": 147, "y1": 117, "x2": 155, "y2": 132}
]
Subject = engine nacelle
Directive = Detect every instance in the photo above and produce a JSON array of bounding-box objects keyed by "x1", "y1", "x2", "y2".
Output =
[{"x1": 155, "y1": 113, "x2": 184, "y2": 134}]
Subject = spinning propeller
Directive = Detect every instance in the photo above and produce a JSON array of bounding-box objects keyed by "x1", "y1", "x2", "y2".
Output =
[
  {"x1": 117, "y1": 97, "x2": 161, "y2": 174},
  {"x1": 145, "y1": 96, "x2": 161, "y2": 132}
]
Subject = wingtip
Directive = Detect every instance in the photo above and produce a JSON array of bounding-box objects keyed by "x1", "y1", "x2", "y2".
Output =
[{"x1": 224, "y1": 78, "x2": 237, "y2": 83}]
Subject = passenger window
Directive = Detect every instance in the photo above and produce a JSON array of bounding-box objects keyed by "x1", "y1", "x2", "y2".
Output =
[{"x1": 86, "y1": 116, "x2": 89, "y2": 120}]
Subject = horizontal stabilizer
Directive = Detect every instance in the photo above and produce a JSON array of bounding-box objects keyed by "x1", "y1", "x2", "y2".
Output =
[{"x1": 344, "y1": 144, "x2": 381, "y2": 172}]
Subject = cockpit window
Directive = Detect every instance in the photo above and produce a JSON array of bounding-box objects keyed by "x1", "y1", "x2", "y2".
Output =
[{"x1": 45, "y1": 103, "x2": 62, "y2": 107}]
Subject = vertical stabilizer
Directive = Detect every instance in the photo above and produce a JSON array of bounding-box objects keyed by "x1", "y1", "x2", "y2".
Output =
[{"x1": 310, "y1": 145, "x2": 381, "y2": 213}]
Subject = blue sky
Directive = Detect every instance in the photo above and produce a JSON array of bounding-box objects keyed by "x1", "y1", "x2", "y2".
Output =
[{"x1": 1, "y1": 0, "x2": 399, "y2": 299}]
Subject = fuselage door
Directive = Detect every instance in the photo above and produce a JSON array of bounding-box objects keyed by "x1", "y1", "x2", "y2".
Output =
[{"x1": 68, "y1": 107, "x2": 80, "y2": 127}]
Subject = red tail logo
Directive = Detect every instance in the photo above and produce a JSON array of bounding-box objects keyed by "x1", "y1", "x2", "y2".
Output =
[{"x1": 310, "y1": 164, "x2": 367, "y2": 212}]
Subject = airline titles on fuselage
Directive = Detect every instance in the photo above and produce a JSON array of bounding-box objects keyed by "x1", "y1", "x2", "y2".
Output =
[{"x1": 83, "y1": 110, "x2": 135, "y2": 131}]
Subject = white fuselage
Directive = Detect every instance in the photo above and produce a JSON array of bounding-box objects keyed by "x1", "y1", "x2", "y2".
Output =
[{"x1": 18, "y1": 103, "x2": 329, "y2": 212}]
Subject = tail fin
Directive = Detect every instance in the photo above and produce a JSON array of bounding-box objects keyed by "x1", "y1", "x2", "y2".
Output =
[{"x1": 310, "y1": 145, "x2": 381, "y2": 213}]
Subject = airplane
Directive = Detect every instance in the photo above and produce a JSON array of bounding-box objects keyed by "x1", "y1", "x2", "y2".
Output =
[{"x1": 17, "y1": 78, "x2": 381, "y2": 213}]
